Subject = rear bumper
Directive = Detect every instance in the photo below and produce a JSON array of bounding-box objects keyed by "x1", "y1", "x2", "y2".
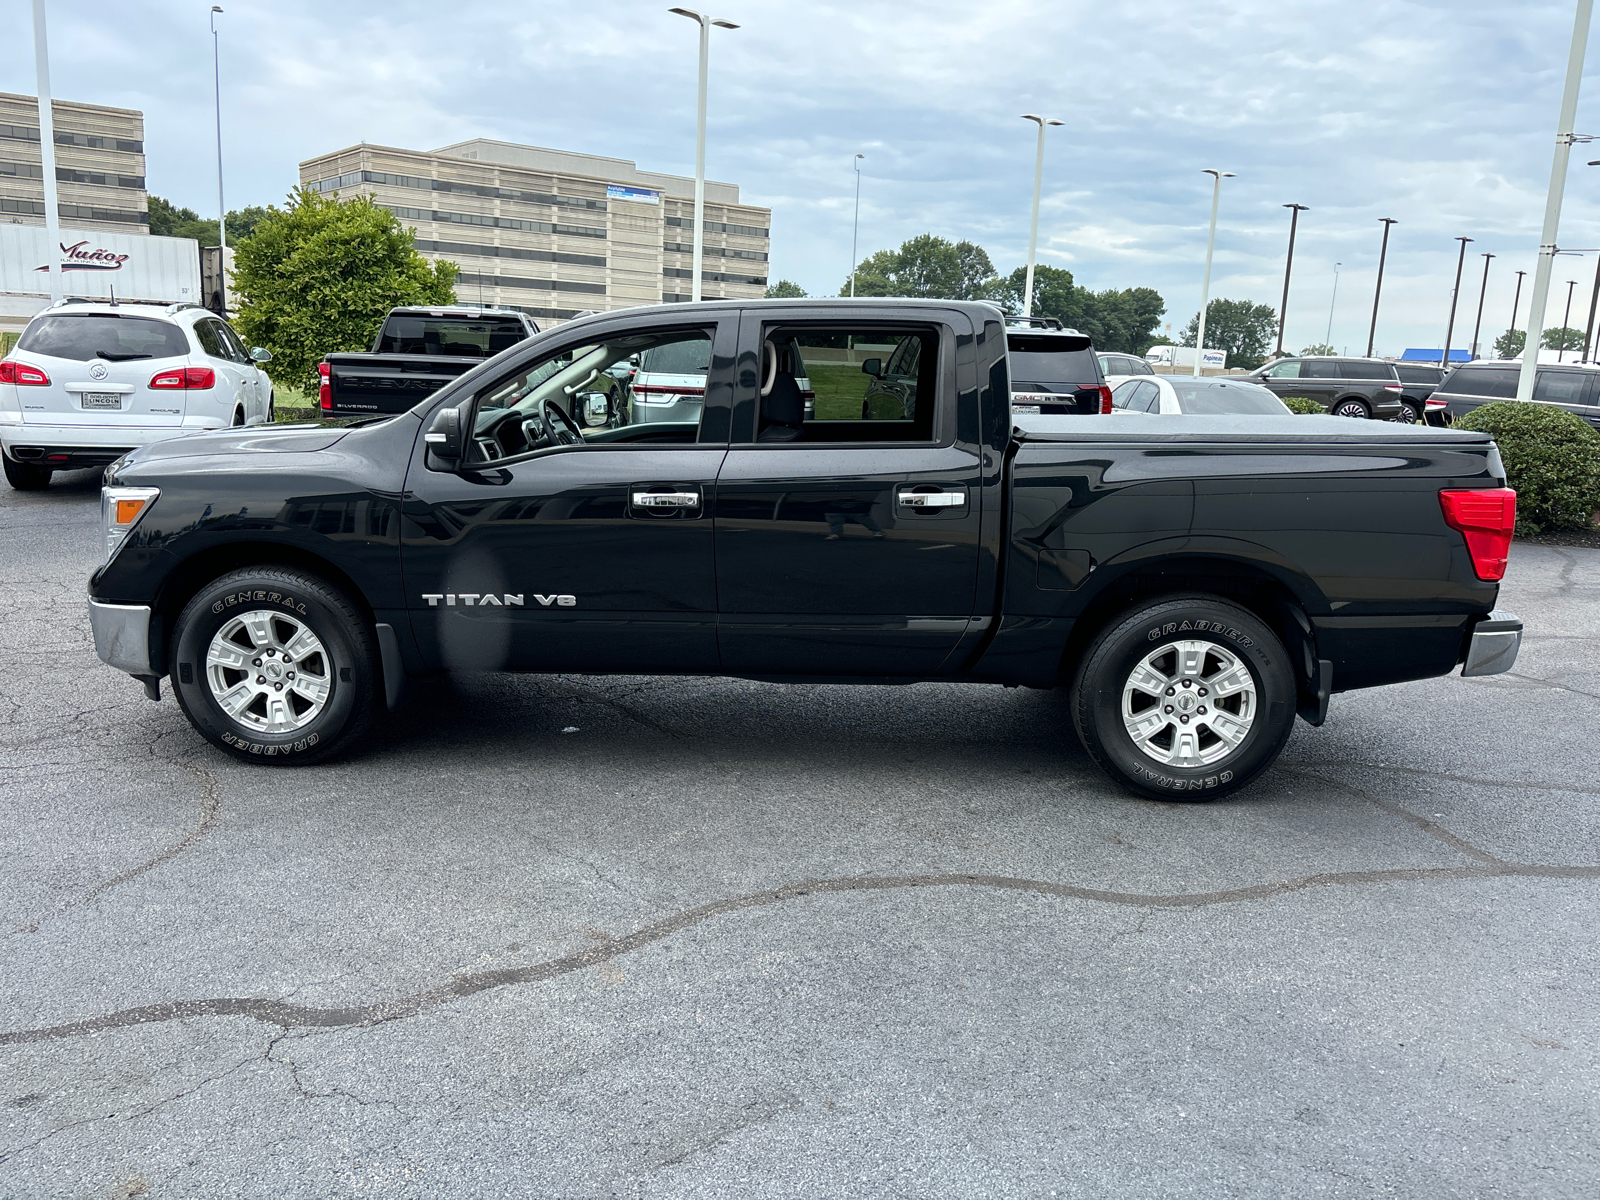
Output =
[
  {"x1": 8, "y1": 444, "x2": 132, "y2": 470},
  {"x1": 88, "y1": 599, "x2": 154, "y2": 677},
  {"x1": 2, "y1": 418, "x2": 228, "y2": 461},
  {"x1": 1461, "y1": 609, "x2": 1522, "y2": 677}
]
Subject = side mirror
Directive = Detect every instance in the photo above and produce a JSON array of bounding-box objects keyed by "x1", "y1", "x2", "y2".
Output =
[
  {"x1": 861, "y1": 358, "x2": 882, "y2": 378},
  {"x1": 425, "y1": 405, "x2": 464, "y2": 470},
  {"x1": 250, "y1": 346, "x2": 273, "y2": 363},
  {"x1": 580, "y1": 391, "x2": 610, "y2": 427}
]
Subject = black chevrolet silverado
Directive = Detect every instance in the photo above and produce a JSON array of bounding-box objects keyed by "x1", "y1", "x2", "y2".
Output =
[
  {"x1": 318, "y1": 306, "x2": 539, "y2": 417},
  {"x1": 88, "y1": 300, "x2": 1523, "y2": 800}
]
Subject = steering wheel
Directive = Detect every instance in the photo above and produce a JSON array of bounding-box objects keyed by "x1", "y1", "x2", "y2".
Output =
[{"x1": 539, "y1": 397, "x2": 584, "y2": 446}]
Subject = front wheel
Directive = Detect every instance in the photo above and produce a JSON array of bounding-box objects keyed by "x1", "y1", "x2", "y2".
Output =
[
  {"x1": 170, "y1": 566, "x2": 379, "y2": 764},
  {"x1": 1392, "y1": 401, "x2": 1421, "y2": 424},
  {"x1": 1332, "y1": 399, "x2": 1371, "y2": 419},
  {"x1": 1070, "y1": 595, "x2": 1297, "y2": 801}
]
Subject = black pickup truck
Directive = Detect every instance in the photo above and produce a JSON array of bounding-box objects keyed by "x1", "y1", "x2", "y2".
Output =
[
  {"x1": 318, "y1": 306, "x2": 539, "y2": 417},
  {"x1": 88, "y1": 299, "x2": 1523, "y2": 800}
]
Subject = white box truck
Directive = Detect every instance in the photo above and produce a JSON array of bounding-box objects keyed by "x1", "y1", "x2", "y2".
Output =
[{"x1": 1145, "y1": 345, "x2": 1227, "y2": 371}]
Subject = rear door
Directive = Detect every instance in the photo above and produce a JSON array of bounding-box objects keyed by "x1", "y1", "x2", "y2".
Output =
[
  {"x1": 713, "y1": 310, "x2": 983, "y2": 677},
  {"x1": 1534, "y1": 368, "x2": 1599, "y2": 430},
  {"x1": 13, "y1": 312, "x2": 193, "y2": 429},
  {"x1": 193, "y1": 317, "x2": 253, "y2": 424}
]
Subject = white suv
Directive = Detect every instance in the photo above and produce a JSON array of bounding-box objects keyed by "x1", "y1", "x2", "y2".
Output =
[{"x1": 1, "y1": 300, "x2": 274, "y2": 490}]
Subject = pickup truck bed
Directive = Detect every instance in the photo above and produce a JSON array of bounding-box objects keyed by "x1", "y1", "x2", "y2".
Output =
[{"x1": 89, "y1": 299, "x2": 1521, "y2": 800}]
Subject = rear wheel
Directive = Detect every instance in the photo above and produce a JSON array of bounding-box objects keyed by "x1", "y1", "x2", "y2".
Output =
[
  {"x1": 1332, "y1": 398, "x2": 1370, "y2": 419},
  {"x1": 3, "y1": 455, "x2": 51, "y2": 491},
  {"x1": 170, "y1": 566, "x2": 379, "y2": 765},
  {"x1": 1070, "y1": 595, "x2": 1296, "y2": 801},
  {"x1": 1392, "y1": 401, "x2": 1421, "y2": 424}
]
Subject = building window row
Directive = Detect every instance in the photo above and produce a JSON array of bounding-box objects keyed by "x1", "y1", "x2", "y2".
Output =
[
  {"x1": 414, "y1": 238, "x2": 605, "y2": 268},
  {"x1": 311, "y1": 169, "x2": 605, "y2": 211},
  {"x1": 662, "y1": 240, "x2": 768, "y2": 262},
  {"x1": 663, "y1": 267, "x2": 767, "y2": 286},
  {"x1": 0, "y1": 160, "x2": 143, "y2": 189},
  {"x1": 501, "y1": 303, "x2": 591, "y2": 321},
  {"x1": 455, "y1": 271, "x2": 608, "y2": 296},
  {"x1": 382, "y1": 203, "x2": 606, "y2": 239},
  {"x1": 0, "y1": 124, "x2": 142, "y2": 153},
  {"x1": 664, "y1": 215, "x2": 768, "y2": 239},
  {"x1": 0, "y1": 196, "x2": 148, "y2": 224}
]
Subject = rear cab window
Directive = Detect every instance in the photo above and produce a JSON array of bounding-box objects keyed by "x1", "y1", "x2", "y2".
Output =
[
  {"x1": 378, "y1": 314, "x2": 529, "y2": 357},
  {"x1": 19, "y1": 314, "x2": 189, "y2": 361}
]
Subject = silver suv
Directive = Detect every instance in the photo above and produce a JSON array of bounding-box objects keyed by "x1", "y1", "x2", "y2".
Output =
[{"x1": 1, "y1": 300, "x2": 274, "y2": 490}]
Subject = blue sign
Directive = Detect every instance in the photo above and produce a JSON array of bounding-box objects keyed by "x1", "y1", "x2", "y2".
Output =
[{"x1": 606, "y1": 184, "x2": 660, "y2": 205}]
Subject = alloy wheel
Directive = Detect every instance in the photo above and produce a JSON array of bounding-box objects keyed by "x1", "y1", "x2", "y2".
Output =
[
  {"x1": 1120, "y1": 639, "x2": 1258, "y2": 768},
  {"x1": 205, "y1": 609, "x2": 332, "y2": 734}
]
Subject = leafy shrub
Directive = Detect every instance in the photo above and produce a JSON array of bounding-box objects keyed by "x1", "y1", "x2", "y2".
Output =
[
  {"x1": 1453, "y1": 401, "x2": 1600, "y2": 534},
  {"x1": 1280, "y1": 396, "x2": 1324, "y2": 415}
]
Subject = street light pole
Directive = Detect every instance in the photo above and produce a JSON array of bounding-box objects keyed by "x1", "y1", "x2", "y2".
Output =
[
  {"x1": 1442, "y1": 236, "x2": 1473, "y2": 369},
  {"x1": 1020, "y1": 115, "x2": 1063, "y2": 318},
  {"x1": 849, "y1": 153, "x2": 864, "y2": 298},
  {"x1": 1366, "y1": 217, "x2": 1397, "y2": 358},
  {"x1": 1517, "y1": 0, "x2": 1594, "y2": 400},
  {"x1": 1193, "y1": 168, "x2": 1234, "y2": 377},
  {"x1": 1275, "y1": 203, "x2": 1308, "y2": 357},
  {"x1": 30, "y1": 0, "x2": 60, "y2": 304},
  {"x1": 1470, "y1": 253, "x2": 1494, "y2": 360},
  {"x1": 1510, "y1": 269, "x2": 1527, "y2": 357},
  {"x1": 669, "y1": 8, "x2": 739, "y2": 304},
  {"x1": 210, "y1": 6, "x2": 226, "y2": 314},
  {"x1": 1560, "y1": 278, "x2": 1579, "y2": 361},
  {"x1": 1583, "y1": 254, "x2": 1600, "y2": 362},
  {"x1": 1325, "y1": 262, "x2": 1341, "y2": 346}
]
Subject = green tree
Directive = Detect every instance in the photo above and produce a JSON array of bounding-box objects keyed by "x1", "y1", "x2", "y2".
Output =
[
  {"x1": 148, "y1": 195, "x2": 271, "y2": 245},
  {"x1": 1180, "y1": 298, "x2": 1278, "y2": 371},
  {"x1": 843, "y1": 234, "x2": 997, "y2": 300},
  {"x1": 986, "y1": 266, "x2": 1166, "y2": 354},
  {"x1": 1494, "y1": 328, "x2": 1526, "y2": 359},
  {"x1": 231, "y1": 187, "x2": 457, "y2": 392},
  {"x1": 1541, "y1": 326, "x2": 1585, "y2": 351},
  {"x1": 765, "y1": 279, "x2": 807, "y2": 298},
  {"x1": 1300, "y1": 342, "x2": 1336, "y2": 356}
]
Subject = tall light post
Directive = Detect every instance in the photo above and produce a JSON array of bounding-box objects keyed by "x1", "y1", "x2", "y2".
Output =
[
  {"x1": 1470, "y1": 253, "x2": 1494, "y2": 360},
  {"x1": 849, "y1": 153, "x2": 864, "y2": 298},
  {"x1": 1442, "y1": 236, "x2": 1473, "y2": 368},
  {"x1": 669, "y1": 8, "x2": 739, "y2": 303},
  {"x1": 1583, "y1": 254, "x2": 1600, "y2": 362},
  {"x1": 30, "y1": 0, "x2": 60, "y2": 304},
  {"x1": 1193, "y1": 168, "x2": 1234, "y2": 377},
  {"x1": 210, "y1": 6, "x2": 226, "y2": 313},
  {"x1": 1020, "y1": 114, "x2": 1063, "y2": 317},
  {"x1": 1366, "y1": 217, "x2": 1397, "y2": 357},
  {"x1": 1517, "y1": 0, "x2": 1593, "y2": 400},
  {"x1": 1510, "y1": 269, "x2": 1527, "y2": 357},
  {"x1": 1275, "y1": 203, "x2": 1308, "y2": 357},
  {"x1": 1560, "y1": 277, "x2": 1579, "y2": 361},
  {"x1": 1325, "y1": 262, "x2": 1341, "y2": 346}
]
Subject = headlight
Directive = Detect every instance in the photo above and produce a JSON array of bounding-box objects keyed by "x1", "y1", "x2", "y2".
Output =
[{"x1": 101, "y1": 486, "x2": 159, "y2": 563}]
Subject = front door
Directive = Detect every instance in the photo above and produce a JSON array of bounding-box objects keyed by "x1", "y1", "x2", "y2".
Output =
[
  {"x1": 401, "y1": 315, "x2": 734, "y2": 675},
  {"x1": 713, "y1": 312, "x2": 983, "y2": 677}
]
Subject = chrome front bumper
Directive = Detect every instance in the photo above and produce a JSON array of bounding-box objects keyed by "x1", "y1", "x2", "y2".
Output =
[
  {"x1": 88, "y1": 599, "x2": 154, "y2": 676},
  {"x1": 1462, "y1": 609, "x2": 1522, "y2": 677}
]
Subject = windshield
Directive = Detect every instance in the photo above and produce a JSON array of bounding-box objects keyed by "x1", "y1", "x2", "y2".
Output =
[
  {"x1": 1170, "y1": 381, "x2": 1288, "y2": 415},
  {"x1": 19, "y1": 314, "x2": 190, "y2": 362},
  {"x1": 377, "y1": 315, "x2": 528, "y2": 357}
]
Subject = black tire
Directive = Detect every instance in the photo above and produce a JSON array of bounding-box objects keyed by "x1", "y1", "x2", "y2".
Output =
[
  {"x1": 1392, "y1": 401, "x2": 1421, "y2": 424},
  {"x1": 1069, "y1": 595, "x2": 1296, "y2": 801},
  {"x1": 1331, "y1": 398, "x2": 1370, "y2": 419},
  {"x1": 170, "y1": 566, "x2": 378, "y2": 765},
  {"x1": 232, "y1": 407, "x2": 245, "y2": 427},
  {"x1": 3, "y1": 455, "x2": 51, "y2": 490},
  {"x1": 267, "y1": 393, "x2": 276, "y2": 423}
]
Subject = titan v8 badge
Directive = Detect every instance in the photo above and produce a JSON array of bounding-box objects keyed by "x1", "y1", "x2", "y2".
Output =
[{"x1": 421, "y1": 593, "x2": 576, "y2": 607}]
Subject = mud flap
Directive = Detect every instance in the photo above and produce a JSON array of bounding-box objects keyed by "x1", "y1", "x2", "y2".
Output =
[{"x1": 1297, "y1": 659, "x2": 1332, "y2": 727}]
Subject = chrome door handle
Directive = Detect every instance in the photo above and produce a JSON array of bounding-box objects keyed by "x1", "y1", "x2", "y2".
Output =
[
  {"x1": 632, "y1": 490, "x2": 700, "y2": 508},
  {"x1": 897, "y1": 488, "x2": 966, "y2": 509}
]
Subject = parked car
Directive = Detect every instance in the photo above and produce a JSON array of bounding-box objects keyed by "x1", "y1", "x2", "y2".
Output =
[
  {"x1": 319, "y1": 307, "x2": 539, "y2": 418},
  {"x1": 1246, "y1": 355, "x2": 1405, "y2": 419},
  {"x1": 624, "y1": 338, "x2": 813, "y2": 427},
  {"x1": 88, "y1": 298, "x2": 1521, "y2": 802},
  {"x1": 1006, "y1": 326, "x2": 1112, "y2": 415},
  {"x1": 1394, "y1": 363, "x2": 1447, "y2": 425},
  {"x1": 1110, "y1": 375, "x2": 1291, "y2": 416},
  {"x1": 1, "y1": 299, "x2": 273, "y2": 491},
  {"x1": 1432, "y1": 360, "x2": 1600, "y2": 431},
  {"x1": 1097, "y1": 352, "x2": 1155, "y2": 380}
]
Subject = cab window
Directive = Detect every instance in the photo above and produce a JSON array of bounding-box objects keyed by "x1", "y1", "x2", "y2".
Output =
[{"x1": 751, "y1": 325, "x2": 940, "y2": 444}]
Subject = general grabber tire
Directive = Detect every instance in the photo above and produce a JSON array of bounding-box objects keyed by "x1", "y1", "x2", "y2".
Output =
[
  {"x1": 1070, "y1": 595, "x2": 1296, "y2": 802},
  {"x1": 170, "y1": 566, "x2": 378, "y2": 765}
]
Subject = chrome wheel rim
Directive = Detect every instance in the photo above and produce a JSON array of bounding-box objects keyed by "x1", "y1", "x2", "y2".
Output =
[
  {"x1": 1334, "y1": 402, "x2": 1367, "y2": 418},
  {"x1": 205, "y1": 609, "x2": 332, "y2": 734},
  {"x1": 1393, "y1": 403, "x2": 1418, "y2": 424},
  {"x1": 1121, "y1": 639, "x2": 1257, "y2": 768}
]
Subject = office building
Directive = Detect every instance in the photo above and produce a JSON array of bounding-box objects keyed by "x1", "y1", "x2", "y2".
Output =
[
  {"x1": 0, "y1": 92, "x2": 148, "y2": 234},
  {"x1": 298, "y1": 138, "x2": 770, "y2": 324}
]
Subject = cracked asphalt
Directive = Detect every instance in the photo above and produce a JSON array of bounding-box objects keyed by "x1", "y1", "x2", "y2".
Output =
[{"x1": 2, "y1": 467, "x2": 1597, "y2": 1200}]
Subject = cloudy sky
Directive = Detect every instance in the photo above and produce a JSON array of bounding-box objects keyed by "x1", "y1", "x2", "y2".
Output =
[{"x1": 12, "y1": 0, "x2": 1600, "y2": 355}]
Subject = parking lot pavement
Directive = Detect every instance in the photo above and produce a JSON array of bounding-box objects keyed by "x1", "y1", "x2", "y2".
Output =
[{"x1": 1, "y1": 470, "x2": 1596, "y2": 1200}]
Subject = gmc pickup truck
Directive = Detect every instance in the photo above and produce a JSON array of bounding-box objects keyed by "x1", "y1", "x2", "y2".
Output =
[
  {"x1": 87, "y1": 299, "x2": 1523, "y2": 800},
  {"x1": 318, "y1": 306, "x2": 538, "y2": 417}
]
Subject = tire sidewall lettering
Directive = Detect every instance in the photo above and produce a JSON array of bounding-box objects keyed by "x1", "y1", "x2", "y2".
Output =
[{"x1": 1146, "y1": 619, "x2": 1253, "y2": 649}]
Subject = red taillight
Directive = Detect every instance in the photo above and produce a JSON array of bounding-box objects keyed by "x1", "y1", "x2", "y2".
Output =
[
  {"x1": 0, "y1": 359, "x2": 51, "y2": 386},
  {"x1": 149, "y1": 367, "x2": 215, "y2": 389},
  {"x1": 1097, "y1": 385, "x2": 1114, "y2": 414},
  {"x1": 318, "y1": 361, "x2": 332, "y2": 410},
  {"x1": 1439, "y1": 488, "x2": 1516, "y2": 582}
]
